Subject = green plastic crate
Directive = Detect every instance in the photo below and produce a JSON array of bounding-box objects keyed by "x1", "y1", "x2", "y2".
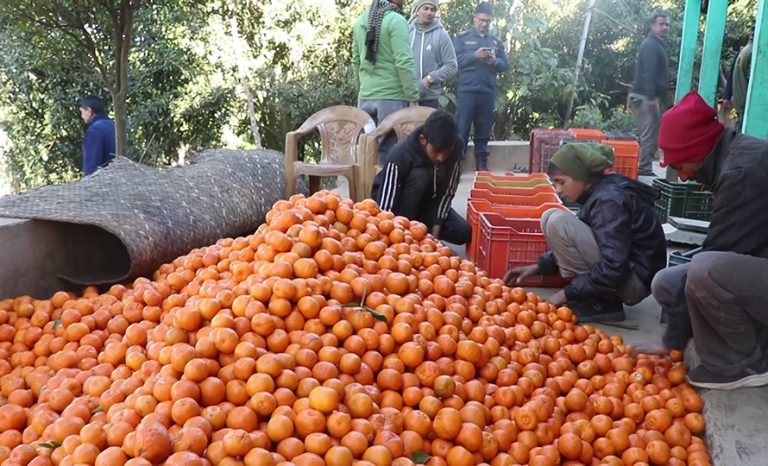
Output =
[{"x1": 653, "y1": 179, "x2": 713, "y2": 223}]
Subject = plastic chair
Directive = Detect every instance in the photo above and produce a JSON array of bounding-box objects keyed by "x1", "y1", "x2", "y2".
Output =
[
  {"x1": 284, "y1": 106, "x2": 373, "y2": 201},
  {"x1": 359, "y1": 106, "x2": 436, "y2": 198}
]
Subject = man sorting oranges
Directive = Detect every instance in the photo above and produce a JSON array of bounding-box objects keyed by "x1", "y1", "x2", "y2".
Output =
[{"x1": 638, "y1": 91, "x2": 768, "y2": 390}]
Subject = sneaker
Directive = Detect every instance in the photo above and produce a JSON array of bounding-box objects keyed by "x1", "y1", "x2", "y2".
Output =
[
  {"x1": 569, "y1": 299, "x2": 626, "y2": 323},
  {"x1": 686, "y1": 362, "x2": 768, "y2": 390}
]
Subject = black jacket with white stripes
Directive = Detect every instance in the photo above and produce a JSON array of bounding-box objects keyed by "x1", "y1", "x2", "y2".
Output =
[{"x1": 371, "y1": 127, "x2": 462, "y2": 227}]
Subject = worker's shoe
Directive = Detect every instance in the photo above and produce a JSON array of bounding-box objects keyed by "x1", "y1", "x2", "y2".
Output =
[
  {"x1": 686, "y1": 360, "x2": 768, "y2": 390},
  {"x1": 569, "y1": 298, "x2": 626, "y2": 323},
  {"x1": 475, "y1": 157, "x2": 489, "y2": 172}
]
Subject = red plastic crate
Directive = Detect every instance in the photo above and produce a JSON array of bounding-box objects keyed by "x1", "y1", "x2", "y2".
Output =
[
  {"x1": 469, "y1": 189, "x2": 561, "y2": 207},
  {"x1": 466, "y1": 199, "x2": 568, "y2": 261},
  {"x1": 474, "y1": 172, "x2": 550, "y2": 183},
  {"x1": 472, "y1": 181, "x2": 556, "y2": 196},
  {"x1": 569, "y1": 128, "x2": 606, "y2": 140},
  {"x1": 475, "y1": 212, "x2": 571, "y2": 287},
  {"x1": 601, "y1": 139, "x2": 639, "y2": 179},
  {"x1": 529, "y1": 129, "x2": 573, "y2": 174}
]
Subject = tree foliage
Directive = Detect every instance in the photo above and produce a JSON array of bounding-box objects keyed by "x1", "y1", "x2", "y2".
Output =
[{"x1": 0, "y1": 0, "x2": 758, "y2": 191}]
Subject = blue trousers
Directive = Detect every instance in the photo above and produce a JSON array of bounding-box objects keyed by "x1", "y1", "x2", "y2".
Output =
[{"x1": 456, "y1": 91, "x2": 495, "y2": 160}]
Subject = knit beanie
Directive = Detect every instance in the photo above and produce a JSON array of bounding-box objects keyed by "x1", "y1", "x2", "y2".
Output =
[
  {"x1": 658, "y1": 91, "x2": 724, "y2": 167},
  {"x1": 416, "y1": 0, "x2": 438, "y2": 10},
  {"x1": 476, "y1": 2, "x2": 493, "y2": 14},
  {"x1": 550, "y1": 143, "x2": 614, "y2": 182}
]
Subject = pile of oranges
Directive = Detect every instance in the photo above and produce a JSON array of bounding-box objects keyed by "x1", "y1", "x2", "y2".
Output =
[{"x1": 0, "y1": 191, "x2": 712, "y2": 466}]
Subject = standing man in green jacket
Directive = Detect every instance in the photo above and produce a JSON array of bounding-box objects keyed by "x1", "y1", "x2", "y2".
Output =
[{"x1": 353, "y1": 0, "x2": 420, "y2": 162}]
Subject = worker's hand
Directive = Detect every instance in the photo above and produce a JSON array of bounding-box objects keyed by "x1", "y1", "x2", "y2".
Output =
[
  {"x1": 546, "y1": 290, "x2": 567, "y2": 307},
  {"x1": 408, "y1": 101, "x2": 418, "y2": 107},
  {"x1": 430, "y1": 224, "x2": 442, "y2": 239},
  {"x1": 421, "y1": 77, "x2": 432, "y2": 88},
  {"x1": 629, "y1": 340, "x2": 671, "y2": 357},
  {"x1": 503, "y1": 264, "x2": 539, "y2": 286}
]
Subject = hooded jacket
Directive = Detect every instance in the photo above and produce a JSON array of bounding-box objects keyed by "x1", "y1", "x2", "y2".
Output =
[
  {"x1": 82, "y1": 114, "x2": 116, "y2": 176},
  {"x1": 408, "y1": 18, "x2": 457, "y2": 101},
  {"x1": 538, "y1": 174, "x2": 667, "y2": 301},
  {"x1": 352, "y1": 2, "x2": 420, "y2": 102},
  {"x1": 371, "y1": 127, "x2": 462, "y2": 227}
]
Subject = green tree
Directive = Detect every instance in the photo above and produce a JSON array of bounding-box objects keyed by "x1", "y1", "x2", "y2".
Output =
[{"x1": 0, "y1": 0, "x2": 146, "y2": 157}]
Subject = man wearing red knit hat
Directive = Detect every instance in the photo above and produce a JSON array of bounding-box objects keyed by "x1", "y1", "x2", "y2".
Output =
[{"x1": 638, "y1": 91, "x2": 768, "y2": 390}]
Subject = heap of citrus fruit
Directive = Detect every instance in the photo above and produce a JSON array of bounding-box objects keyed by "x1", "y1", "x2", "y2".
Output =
[{"x1": 0, "y1": 191, "x2": 711, "y2": 466}]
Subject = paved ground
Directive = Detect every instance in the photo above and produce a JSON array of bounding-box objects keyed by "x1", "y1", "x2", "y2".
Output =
[{"x1": 449, "y1": 157, "x2": 766, "y2": 466}]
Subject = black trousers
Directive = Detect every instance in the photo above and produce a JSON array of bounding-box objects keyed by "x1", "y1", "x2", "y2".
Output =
[{"x1": 395, "y1": 166, "x2": 471, "y2": 245}]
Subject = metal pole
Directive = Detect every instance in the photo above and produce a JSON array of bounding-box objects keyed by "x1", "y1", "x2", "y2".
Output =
[
  {"x1": 675, "y1": 0, "x2": 702, "y2": 102},
  {"x1": 697, "y1": 0, "x2": 728, "y2": 105},
  {"x1": 742, "y1": 0, "x2": 768, "y2": 138},
  {"x1": 564, "y1": 0, "x2": 596, "y2": 123}
]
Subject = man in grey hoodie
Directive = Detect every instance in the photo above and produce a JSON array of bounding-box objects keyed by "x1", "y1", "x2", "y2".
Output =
[{"x1": 408, "y1": 0, "x2": 457, "y2": 108}]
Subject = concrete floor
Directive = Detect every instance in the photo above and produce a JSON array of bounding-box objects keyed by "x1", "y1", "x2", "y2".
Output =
[{"x1": 448, "y1": 154, "x2": 767, "y2": 466}]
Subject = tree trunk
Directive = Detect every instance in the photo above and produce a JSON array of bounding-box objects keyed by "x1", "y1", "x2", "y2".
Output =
[
  {"x1": 112, "y1": 94, "x2": 128, "y2": 157},
  {"x1": 564, "y1": 0, "x2": 597, "y2": 123},
  {"x1": 230, "y1": 16, "x2": 262, "y2": 148},
  {"x1": 111, "y1": 0, "x2": 138, "y2": 158}
]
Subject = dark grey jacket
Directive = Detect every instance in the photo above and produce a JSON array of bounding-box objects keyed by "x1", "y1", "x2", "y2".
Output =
[
  {"x1": 698, "y1": 129, "x2": 768, "y2": 257},
  {"x1": 663, "y1": 129, "x2": 768, "y2": 350},
  {"x1": 631, "y1": 34, "x2": 669, "y2": 99},
  {"x1": 538, "y1": 174, "x2": 666, "y2": 301}
]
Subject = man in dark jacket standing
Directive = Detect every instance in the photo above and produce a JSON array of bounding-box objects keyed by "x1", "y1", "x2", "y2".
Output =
[
  {"x1": 643, "y1": 91, "x2": 768, "y2": 390},
  {"x1": 629, "y1": 12, "x2": 670, "y2": 176},
  {"x1": 504, "y1": 143, "x2": 666, "y2": 323},
  {"x1": 453, "y1": 2, "x2": 508, "y2": 172},
  {"x1": 371, "y1": 110, "x2": 470, "y2": 245},
  {"x1": 79, "y1": 96, "x2": 116, "y2": 176}
]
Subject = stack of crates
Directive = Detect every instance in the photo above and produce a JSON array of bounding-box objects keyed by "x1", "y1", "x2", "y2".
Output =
[
  {"x1": 653, "y1": 179, "x2": 713, "y2": 223},
  {"x1": 528, "y1": 129, "x2": 573, "y2": 174},
  {"x1": 466, "y1": 172, "x2": 571, "y2": 287},
  {"x1": 529, "y1": 128, "x2": 640, "y2": 179}
]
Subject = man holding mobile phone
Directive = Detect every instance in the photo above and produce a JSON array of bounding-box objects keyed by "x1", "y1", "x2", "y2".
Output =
[{"x1": 453, "y1": 2, "x2": 508, "y2": 171}]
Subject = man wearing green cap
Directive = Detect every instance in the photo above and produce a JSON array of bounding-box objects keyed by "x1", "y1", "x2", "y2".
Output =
[{"x1": 504, "y1": 143, "x2": 667, "y2": 322}]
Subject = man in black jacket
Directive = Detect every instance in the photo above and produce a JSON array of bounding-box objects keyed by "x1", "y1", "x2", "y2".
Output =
[
  {"x1": 504, "y1": 143, "x2": 667, "y2": 323},
  {"x1": 641, "y1": 91, "x2": 768, "y2": 390},
  {"x1": 371, "y1": 110, "x2": 470, "y2": 245},
  {"x1": 629, "y1": 12, "x2": 670, "y2": 176}
]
